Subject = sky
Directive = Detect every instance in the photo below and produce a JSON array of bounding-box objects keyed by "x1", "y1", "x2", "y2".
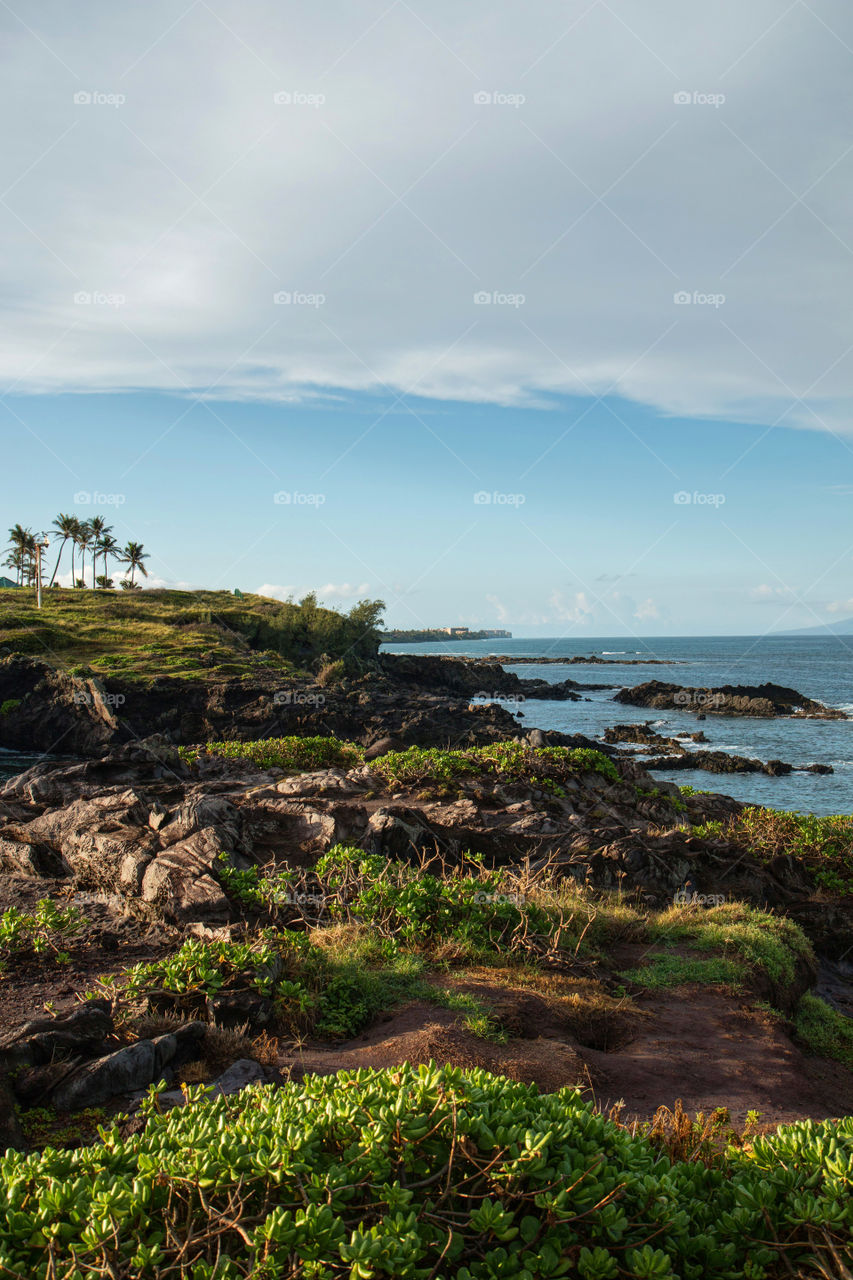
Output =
[{"x1": 1, "y1": 0, "x2": 852, "y2": 636}]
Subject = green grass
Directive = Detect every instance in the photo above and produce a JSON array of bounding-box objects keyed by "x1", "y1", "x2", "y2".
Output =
[
  {"x1": 795, "y1": 993, "x2": 853, "y2": 1069},
  {"x1": 621, "y1": 903, "x2": 814, "y2": 995},
  {"x1": 1, "y1": 1062, "x2": 851, "y2": 1277},
  {"x1": 0, "y1": 587, "x2": 384, "y2": 682},
  {"x1": 622, "y1": 953, "x2": 746, "y2": 990}
]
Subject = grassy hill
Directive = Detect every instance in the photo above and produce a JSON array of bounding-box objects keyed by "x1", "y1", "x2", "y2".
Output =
[{"x1": 0, "y1": 587, "x2": 384, "y2": 683}]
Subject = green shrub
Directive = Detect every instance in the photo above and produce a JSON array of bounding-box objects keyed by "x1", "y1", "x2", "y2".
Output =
[
  {"x1": 121, "y1": 932, "x2": 425, "y2": 1042},
  {"x1": 0, "y1": 1063, "x2": 850, "y2": 1277},
  {"x1": 0, "y1": 697, "x2": 21, "y2": 716},
  {"x1": 0, "y1": 899, "x2": 85, "y2": 969},
  {"x1": 314, "y1": 846, "x2": 563, "y2": 961},
  {"x1": 694, "y1": 808, "x2": 853, "y2": 895},
  {"x1": 179, "y1": 735, "x2": 363, "y2": 771}
]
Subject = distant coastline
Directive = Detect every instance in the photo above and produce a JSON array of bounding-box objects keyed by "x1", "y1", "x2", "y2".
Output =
[{"x1": 381, "y1": 627, "x2": 512, "y2": 643}]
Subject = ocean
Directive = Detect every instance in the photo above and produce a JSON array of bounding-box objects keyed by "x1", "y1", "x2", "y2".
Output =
[
  {"x1": 2, "y1": 635, "x2": 851, "y2": 814},
  {"x1": 381, "y1": 635, "x2": 853, "y2": 816}
]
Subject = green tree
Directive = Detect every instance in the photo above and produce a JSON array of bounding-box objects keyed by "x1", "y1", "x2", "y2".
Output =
[
  {"x1": 120, "y1": 541, "x2": 149, "y2": 587},
  {"x1": 48, "y1": 513, "x2": 79, "y2": 587}
]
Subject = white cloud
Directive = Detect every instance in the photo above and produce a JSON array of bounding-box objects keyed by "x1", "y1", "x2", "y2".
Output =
[
  {"x1": 257, "y1": 584, "x2": 296, "y2": 601},
  {"x1": 826, "y1": 598, "x2": 853, "y2": 614},
  {"x1": 486, "y1": 593, "x2": 510, "y2": 623},
  {"x1": 633, "y1": 597, "x2": 659, "y2": 620},
  {"x1": 317, "y1": 582, "x2": 370, "y2": 600},
  {"x1": 750, "y1": 584, "x2": 795, "y2": 600},
  {"x1": 2, "y1": 2, "x2": 853, "y2": 430},
  {"x1": 549, "y1": 589, "x2": 595, "y2": 624}
]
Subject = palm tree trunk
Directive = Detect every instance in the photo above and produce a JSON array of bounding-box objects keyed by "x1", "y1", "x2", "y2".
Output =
[{"x1": 48, "y1": 539, "x2": 65, "y2": 588}]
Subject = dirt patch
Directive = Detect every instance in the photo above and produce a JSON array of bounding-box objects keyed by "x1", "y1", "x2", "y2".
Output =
[
  {"x1": 274, "y1": 980, "x2": 853, "y2": 1127},
  {"x1": 287, "y1": 1003, "x2": 591, "y2": 1095},
  {"x1": 578, "y1": 986, "x2": 853, "y2": 1126}
]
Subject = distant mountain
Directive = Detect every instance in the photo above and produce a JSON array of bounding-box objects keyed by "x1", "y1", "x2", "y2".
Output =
[{"x1": 776, "y1": 617, "x2": 853, "y2": 636}]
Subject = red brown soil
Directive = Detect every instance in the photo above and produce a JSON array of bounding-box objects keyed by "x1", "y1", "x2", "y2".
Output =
[{"x1": 280, "y1": 981, "x2": 853, "y2": 1127}]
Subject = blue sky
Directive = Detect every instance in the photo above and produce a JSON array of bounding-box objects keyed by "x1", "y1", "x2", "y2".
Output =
[
  {"x1": 3, "y1": 387, "x2": 851, "y2": 635},
  {"x1": 2, "y1": 1, "x2": 853, "y2": 635}
]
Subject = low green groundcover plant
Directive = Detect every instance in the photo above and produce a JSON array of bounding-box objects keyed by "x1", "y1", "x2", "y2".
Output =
[
  {"x1": 693, "y1": 807, "x2": 853, "y2": 895},
  {"x1": 0, "y1": 1063, "x2": 850, "y2": 1278},
  {"x1": 178, "y1": 735, "x2": 363, "y2": 772},
  {"x1": 179, "y1": 736, "x2": 620, "y2": 795}
]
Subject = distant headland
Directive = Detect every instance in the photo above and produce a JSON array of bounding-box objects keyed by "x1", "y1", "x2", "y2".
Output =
[{"x1": 381, "y1": 626, "x2": 512, "y2": 643}]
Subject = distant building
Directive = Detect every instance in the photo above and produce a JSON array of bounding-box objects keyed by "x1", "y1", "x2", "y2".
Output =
[
  {"x1": 442, "y1": 626, "x2": 469, "y2": 636},
  {"x1": 0, "y1": 576, "x2": 19, "y2": 589}
]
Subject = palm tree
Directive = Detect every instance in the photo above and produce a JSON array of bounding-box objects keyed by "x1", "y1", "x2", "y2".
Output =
[
  {"x1": 98, "y1": 533, "x2": 119, "y2": 586},
  {"x1": 88, "y1": 517, "x2": 112, "y2": 588},
  {"x1": 49, "y1": 514, "x2": 79, "y2": 587},
  {"x1": 120, "y1": 541, "x2": 149, "y2": 588},
  {"x1": 6, "y1": 525, "x2": 33, "y2": 586},
  {"x1": 74, "y1": 521, "x2": 92, "y2": 587}
]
